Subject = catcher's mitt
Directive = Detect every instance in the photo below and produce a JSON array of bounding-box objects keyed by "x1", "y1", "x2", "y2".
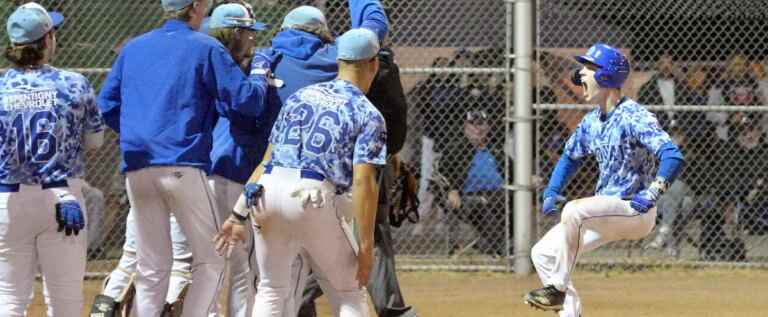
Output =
[{"x1": 389, "y1": 161, "x2": 420, "y2": 227}]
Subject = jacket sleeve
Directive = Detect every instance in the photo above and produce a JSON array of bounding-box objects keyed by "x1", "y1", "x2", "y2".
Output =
[
  {"x1": 205, "y1": 44, "x2": 268, "y2": 119},
  {"x1": 97, "y1": 52, "x2": 125, "y2": 133},
  {"x1": 349, "y1": 0, "x2": 389, "y2": 41}
]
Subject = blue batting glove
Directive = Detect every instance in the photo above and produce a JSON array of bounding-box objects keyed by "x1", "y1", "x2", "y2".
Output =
[
  {"x1": 244, "y1": 183, "x2": 265, "y2": 209},
  {"x1": 56, "y1": 199, "x2": 85, "y2": 236},
  {"x1": 249, "y1": 51, "x2": 274, "y2": 76},
  {"x1": 542, "y1": 194, "x2": 566, "y2": 215},
  {"x1": 630, "y1": 187, "x2": 662, "y2": 214}
]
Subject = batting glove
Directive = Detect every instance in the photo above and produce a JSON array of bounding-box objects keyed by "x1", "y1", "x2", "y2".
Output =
[
  {"x1": 249, "y1": 51, "x2": 274, "y2": 77},
  {"x1": 542, "y1": 194, "x2": 566, "y2": 215},
  {"x1": 54, "y1": 193, "x2": 85, "y2": 236},
  {"x1": 244, "y1": 183, "x2": 265, "y2": 209},
  {"x1": 630, "y1": 179, "x2": 668, "y2": 214}
]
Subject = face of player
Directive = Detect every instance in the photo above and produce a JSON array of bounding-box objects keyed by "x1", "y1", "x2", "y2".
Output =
[
  {"x1": 231, "y1": 29, "x2": 256, "y2": 70},
  {"x1": 578, "y1": 64, "x2": 605, "y2": 103}
]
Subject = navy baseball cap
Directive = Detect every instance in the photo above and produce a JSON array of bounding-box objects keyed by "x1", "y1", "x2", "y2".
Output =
[
  {"x1": 281, "y1": 6, "x2": 326, "y2": 30},
  {"x1": 6, "y1": 2, "x2": 64, "y2": 44},
  {"x1": 337, "y1": 28, "x2": 380, "y2": 61},
  {"x1": 209, "y1": 3, "x2": 267, "y2": 31},
  {"x1": 162, "y1": 0, "x2": 195, "y2": 11}
]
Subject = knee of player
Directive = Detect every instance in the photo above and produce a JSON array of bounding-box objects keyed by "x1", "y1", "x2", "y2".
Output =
[{"x1": 560, "y1": 201, "x2": 585, "y2": 225}]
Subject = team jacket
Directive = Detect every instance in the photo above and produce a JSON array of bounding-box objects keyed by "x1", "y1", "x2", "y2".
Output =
[{"x1": 97, "y1": 20, "x2": 269, "y2": 173}]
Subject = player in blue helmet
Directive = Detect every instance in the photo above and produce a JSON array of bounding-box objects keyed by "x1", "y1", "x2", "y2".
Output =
[
  {"x1": 523, "y1": 43, "x2": 685, "y2": 317},
  {"x1": 0, "y1": 3, "x2": 104, "y2": 315}
]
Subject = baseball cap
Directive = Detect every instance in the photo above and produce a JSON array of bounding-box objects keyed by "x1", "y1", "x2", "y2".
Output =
[
  {"x1": 162, "y1": 0, "x2": 195, "y2": 12},
  {"x1": 337, "y1": 28, "x2": 380, "y2": 61},
  {"x1": 281, "y1": 6, "x2": 327, "y2": 30},
  {"x1": 209, "y1": 3, "x2": 267, "y2": 31},
  {"x1": 6, "y1": 2, "x2": 64, "y2": 44}
]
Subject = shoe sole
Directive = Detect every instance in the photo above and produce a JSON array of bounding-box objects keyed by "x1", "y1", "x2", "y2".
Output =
[{"x1": 523, "y1": 294, "x2": 563, "y2": 311}]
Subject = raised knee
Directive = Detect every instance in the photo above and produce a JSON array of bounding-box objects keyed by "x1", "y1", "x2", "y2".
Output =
[{"x1": 560, "y1": 201, "x2": 584, "y2": 225}]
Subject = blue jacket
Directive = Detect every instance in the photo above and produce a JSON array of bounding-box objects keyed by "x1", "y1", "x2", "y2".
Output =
[
  {"x1": 98, "y1": 20, "x2": 268, "y2": 173},
  {"x1": 209, "y1": 0, "x2": 388, "y2": 184}
]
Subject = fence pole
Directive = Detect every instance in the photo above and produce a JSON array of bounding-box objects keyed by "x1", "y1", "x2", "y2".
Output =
[{"x1": 512, "y1": 0, "x2": 534, "y2": 275}]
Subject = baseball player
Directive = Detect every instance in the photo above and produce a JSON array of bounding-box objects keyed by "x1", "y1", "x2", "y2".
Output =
[
  {"x1": 215, "y1": 28, "x2": 387, "y2": 317},
  {"x1": 0, "y1": 3, "x2": 104, "y2": 316},
  {"x1": 205, "y1": 3, "x2": 269, "y2": 316},
  {"x1": 523, "y1": 43, "x2": 685, "y2": 317},
  {"x1": 90, "y1": 210, "x2": 192, "y2": 316},
  {"x1": 96, "y1": 0, "x2": 272, "y2": 315}
]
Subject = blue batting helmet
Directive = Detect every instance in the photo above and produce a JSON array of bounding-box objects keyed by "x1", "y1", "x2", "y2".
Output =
[{"x1": 574, "y1": 43, "x2": 630, "y2": 89}]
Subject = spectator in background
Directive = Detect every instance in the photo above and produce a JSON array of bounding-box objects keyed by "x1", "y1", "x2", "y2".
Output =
[
  {"x1": 441, "y1": 109, "x2": 506, "y2": 256},
  {"x1": 638, "y1": 53, "x2": 684, "y2": 127},
  {"x1": 751, "y1": 61, "x2": 768, "y2": 106}
]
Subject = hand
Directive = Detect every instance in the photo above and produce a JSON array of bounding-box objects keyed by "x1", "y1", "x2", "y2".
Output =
[
  {"x1": 55, "y1": 194, "x2": 85, "y2": 236},
  {"x1": 244, "y1": 183, "x2": 264, "y2": 209},
  {"x1": 213, "y1": 215, "x2": 249, "y2": 258},
  {"x1": 630, "y1": 187, "x2": 662, "y2": 214},
  {"x1": 447, "y1": 190, "x2": 462, "y2": 210},
  {"x1": 249, "y1": 51, "x2": 274, "y2": 76},
  {"x1": 355, "y1": 243, "x2": 374, "y2": 289},
  {"x1": 541, "y1": 194, "x2": 566, "y2": 215}
]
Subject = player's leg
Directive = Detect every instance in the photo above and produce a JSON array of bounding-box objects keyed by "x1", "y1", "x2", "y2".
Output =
[
  {"x1": 127, "y1": 168, "x2": 175, "y2": 316},
  {"x1": 0, "y1": 191, "x2": 39, "y2": 315},
  {"x1": 251, "y1": 171, "x2": 305, "y2": 317},
  {"x1": 37, "y1": 183, "x2": 88, "y2": 316},
  {"x1": 529, "y1": 223, "x2": 607, "y2": 316},
  {"x1": 300, "y1": 193, "x2": 369, "y2": 317},
  {"x1": 166, "y1": 213, "x2": 192, "y2": 305},
  {"x1": 157, "y1": 167, "x2": 225, "y2": 316},
  {"x1": 209, "y1": 175, "x2": 255, "y2": 317}
]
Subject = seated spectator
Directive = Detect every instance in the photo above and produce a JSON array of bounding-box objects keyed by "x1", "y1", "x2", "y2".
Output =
[
  {"x1": 441, "y1": 109, "x2": 506, "y2": 256},
  {"x1": 638, "y1": 53, "x2": 684, "y2": 127},
  {"x1": 751, "y1": 61, "x2": 768, "y2": 105}
]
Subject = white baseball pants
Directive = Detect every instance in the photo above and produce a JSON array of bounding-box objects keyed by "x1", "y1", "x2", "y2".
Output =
[
  {"x1": 0, "y1": 181, "x2": 87, "y2": 317},
  {"x1": 209, "y1": 175, "x2": 256, "y2": 317},
  {"x1": 126, "y1": 166, "x2": 224, "y2": 317},
  {"x1": 251, "y1": 167, "x2": 368, "y2": 317},
  {"x1": 103, "y1": 210, "x2": 192, "y2": 304},
  {"x1": 531, "y1": 196, "x2": 656, "y2": 317}
]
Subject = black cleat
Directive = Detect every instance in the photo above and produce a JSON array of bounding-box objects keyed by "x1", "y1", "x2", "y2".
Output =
[
  {"x1": 523, "y1": 285, "x2": 565, "y2": 311},
  {"x1": 89, "y1": 294, "x2": 117, "y2": 317}
]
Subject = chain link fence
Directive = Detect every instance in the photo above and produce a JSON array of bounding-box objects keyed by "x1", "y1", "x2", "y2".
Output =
[
  {"x1": 536, "y1": 0, "x2": 768, "y2": 269},
  {"x1": 2, "y1": 0, "x2": 764, "y2": 275}
]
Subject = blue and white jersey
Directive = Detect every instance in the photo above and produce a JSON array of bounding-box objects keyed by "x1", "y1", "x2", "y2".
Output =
[
  {"x1": 563, "y1": 98, "x2": 672, "y2": 198},
  {"x1": 269, "y1": 79, "x2": 387, "y2": 191},
  {"x1": 0, "y1": 66, "x2": 104, "y2": 184}
]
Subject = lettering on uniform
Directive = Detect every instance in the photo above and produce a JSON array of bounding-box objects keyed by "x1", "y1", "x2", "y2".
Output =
[
  {"x1": 298, "y1": 88, "x2": 346, "y2": 108},
  {"x1": 594, "y1": 140, "x2": 611, "y2": 163},
  {"x1": 2, "y1": 89, "x2": 56, "y2": 111}
]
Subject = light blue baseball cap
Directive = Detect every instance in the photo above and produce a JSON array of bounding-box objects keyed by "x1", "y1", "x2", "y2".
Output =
[
  {"x1": 337, "y1": 28, "x2": 380, "y2": 61},
  {"x1": 6, "y1": 2, "x2": 64, "y2": 44},
  {"x1": 209, "y1": 3, "x2": 267, "y2": 31},
  {"x1": 162, "y1": 0, "x2": 195, "y2": 11},
  {"x1": 281, "y1": 6, "x2": 326, "y2": 30}
]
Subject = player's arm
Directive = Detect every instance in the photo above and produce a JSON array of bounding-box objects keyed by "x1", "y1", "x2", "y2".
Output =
[
  {"x1": 97, "y1": 52, "x2": 125, "y2": 133},
  {"x1": 352, "y1": 162, "x2": 378, "y2": 287},
  {"x1": 541, "y1": 120, "x2": 588, "y2": 214},
  {"x1": 349, "y1": 0, "x2": 389, "y2": 42},
  {"x1": 629, "y1": 113, "x2": 686, "y2": 213},
  {"x1": 205, "y1": 44, "x2": 269, "y2": 119}
]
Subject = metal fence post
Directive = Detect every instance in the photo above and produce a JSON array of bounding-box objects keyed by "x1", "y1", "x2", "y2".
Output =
[{"x1": 512, "y1": 0, "x2": 534, "y2": 275}]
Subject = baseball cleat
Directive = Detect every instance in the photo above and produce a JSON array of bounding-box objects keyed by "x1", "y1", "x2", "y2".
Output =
[{"x1": 523, "y1": 285, "x2": 565, "y2": 311}]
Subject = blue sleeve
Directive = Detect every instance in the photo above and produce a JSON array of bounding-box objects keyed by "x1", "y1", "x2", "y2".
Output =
[
  {"x1": 97, "y1": 52, "x2": 124, "y2": 133},
  {"x1": 562, "y1": 119, "x2": 590, "y2": 159},
  {"x1": 629, "y1": 110, "x2": 673, "y2": 154},
  {"x1": 656, "y1": 141, "x2": 685, "y2": 183},
  {"x1": 349, "y1": 0, "x2": 389, "y2": 42},
  {"x1": 353, "y1": 106, "x2": 387, "y2": 165},
  {"x1": 205, "y1": 44, "x2": 268, "y2": 119},
  {"x1": 81, "y1": 77, "x2": 105, "y2": 134},
  {"x1": 544, "y1": 153, "x2": 582, "y2": 198}
]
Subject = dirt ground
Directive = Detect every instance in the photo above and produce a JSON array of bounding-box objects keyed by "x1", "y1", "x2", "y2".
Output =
[{"x1": 27, "y1": 268, "x2": 768, "y2": 316}]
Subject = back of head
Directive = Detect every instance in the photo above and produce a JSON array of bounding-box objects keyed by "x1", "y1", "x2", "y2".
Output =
[
  {"x1": 574, "y1": 43, "x2": 630, "y2": 89},
  {"x1": 337, "y1": 28, "x2": 380, "y2": 66},
  {"x1": 4, "y1": 2, "x2": 64, "y2": 67},
  {"x1": 281, "y1": 5, "x2": 332, "y2": 42}
]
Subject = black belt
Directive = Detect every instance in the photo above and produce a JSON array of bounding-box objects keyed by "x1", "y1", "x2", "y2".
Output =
[
  {"x1": 0, "y1": 180, "x2": 69, "y2": 193},
  {"x1": 264, "y1": 165, "x2": 326, "y2": 182}
]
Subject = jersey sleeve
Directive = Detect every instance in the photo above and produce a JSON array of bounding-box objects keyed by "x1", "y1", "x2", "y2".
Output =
[
  {"x1": 353, "y1": 104, "x2": 387, "y2": 165},
  {"x1": 562, "y1": 118, "x2": 590, "y2": 159},
  {"x1": 81, "y1": 77, "x2": 105, "y2": 134},
  {"x1": 349, "y1": 0, "x2": 389, "y2": 41},
  {"x1": 629, "y1": 110, "x2": 673, "y2": 155}
]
